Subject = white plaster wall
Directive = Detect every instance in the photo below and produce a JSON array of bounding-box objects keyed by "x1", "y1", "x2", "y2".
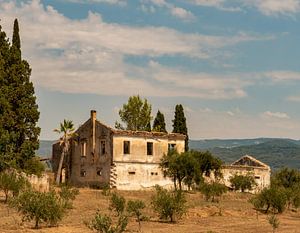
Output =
[
  {"x1": 115, "y1": 162, "x2": 173, "y2": 190},
  {"x1": 113, "y1": 135, "x2": 185, "y2": 163},
  {"x1": 220, "y1": 166, "x2": 271, "y2": 193}
]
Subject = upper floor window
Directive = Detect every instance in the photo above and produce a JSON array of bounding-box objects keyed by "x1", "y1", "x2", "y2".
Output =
[
  {"x1": 168, "y1": 143, "x2": 176, "y2": 152},
  {"x1": 100, "y1": 140, "x2": 106, "y2": 155},
  {"x1": 123, "y1": 141, "x2": 130, "y2": 154},
  {"x1": 81, "y1": 141, "x2": 87, "y2": 157},
  {"x1": 147, "y1": 142, "x2": 153, "y2": 156}
]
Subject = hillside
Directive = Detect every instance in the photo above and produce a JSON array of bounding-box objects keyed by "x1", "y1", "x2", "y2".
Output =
[{"x1": 201, "y1": 139, "x2": 300, "y2": 170}]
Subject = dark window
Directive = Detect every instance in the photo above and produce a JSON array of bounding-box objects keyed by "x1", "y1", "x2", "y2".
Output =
[
  {"x1": 255, "y1": 176, "x2": 260, "y2": 179},
  {"x1": 100, "y1": 140, "x2": 106, "y2": 155},
  {"x1": 123, "y1": 141, "x2": 130, "y2": 154},
  {"x1": 80, "y1": 170, "x2": 86, "y2": 177},
  {"x1": 128, "y1": 171, "x2": 135, "y2": 175},
  {"x1": 168, "y1": 143, "x2": 176, "y2": 152},
  {"x1": 147, "y1": 142, "x2": 153, "y2": 156},
  {"x1": 151, "y1": 172, "x2": 158, "y2": 176},
  {"x1": 97, "y1": 168, "x2": 102, "y2": 176}
]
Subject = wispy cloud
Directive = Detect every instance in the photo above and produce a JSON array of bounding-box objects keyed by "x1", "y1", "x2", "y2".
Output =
[
  {"x1": 262, "y1": 111, "x2": 290, "y2": 119},
  {"x1": 62, "y1": 0, "x2": 127, "y2": 6},
  {"x1": 0, "y1": 0, "x2": 271, "y2": 99},
  {"x1": 142, "y1": 0, "x2": 196, "y2": 21},
  {"x1": 188, "y1": 0, "x2": 300, "y2": 16}
]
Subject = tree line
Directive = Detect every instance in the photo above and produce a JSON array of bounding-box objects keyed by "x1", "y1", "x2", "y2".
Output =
[{"x1": 115, "y1": 95, "x2": 189, "y2": 151}]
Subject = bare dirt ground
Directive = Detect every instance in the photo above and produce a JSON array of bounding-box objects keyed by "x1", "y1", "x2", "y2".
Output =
[{"x1": 1, "y1": 188, "x2": 300, "y2": 233}]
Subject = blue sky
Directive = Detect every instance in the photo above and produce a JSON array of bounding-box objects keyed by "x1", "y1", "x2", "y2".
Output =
[{"x1": 1, "y1": 0, "x2": 300, "y2": 140}]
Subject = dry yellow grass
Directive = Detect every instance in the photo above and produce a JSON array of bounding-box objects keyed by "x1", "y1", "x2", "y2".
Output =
[{"x1": 1, "y1": 188, "x2": 300, "y2": 233}]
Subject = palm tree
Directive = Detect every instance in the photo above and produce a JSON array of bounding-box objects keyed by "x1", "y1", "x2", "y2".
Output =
[{"x1": 54, "y1": 119, "x2": 75, "y2": 185}]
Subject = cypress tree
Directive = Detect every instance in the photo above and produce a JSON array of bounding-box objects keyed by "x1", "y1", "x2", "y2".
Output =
[
  {"x1": 172, "y1": 104, "x2": 189, "y2": 151},
  {"x1": 0, "y1": 19, "x2": 40, "y2": 171},
  {"x1": 153, "y1": 110, "x2": 167, "y2": 133}
]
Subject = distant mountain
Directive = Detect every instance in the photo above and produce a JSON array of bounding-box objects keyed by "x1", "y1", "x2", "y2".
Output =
[
  {"x1": 190, "y1": 139, "x2": 300, "y2": 170},
  {"x1": 37, "y1": 140, "x2": 55, "y2": 158},
  {"x1": 39, "y1": 138, "x2": 300, "y2": 170}
]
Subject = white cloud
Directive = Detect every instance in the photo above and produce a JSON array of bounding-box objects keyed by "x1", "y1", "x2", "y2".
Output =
[
  {"x1": 245, "y1": 0, "x2": 300, "y2": 16},
  {"x1": 144, "y1": 0, "x2": 196, "y2": 21},
  {"x1": 63, "y1": 0, "x2": 127, "y2": 6},
  {"x1": 188, "y1": 109, "x2": 299, "y2": 139},
  {"x1": 262, "y1": 111, "x2": 290, "y2": 119},
  {"x1": 264, "y1": 71, "x2": 300, "y2": 81},
  {"x1": 188, "y1": 0, "x2": 300, "y2": 16},
  {"x1": 286, "y1": 96, "x2": 300, "y2": 102},
  {"x1": 0, "y1": 0, "x2": 269, "y2": 99}
]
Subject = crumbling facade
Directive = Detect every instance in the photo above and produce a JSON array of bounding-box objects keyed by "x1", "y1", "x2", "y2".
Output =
[
  {"x1": 219, "y1": 155, "x2": 271, "y2": 193},
  {"x1": 52, "y1": 110, "x2": 185, "y2": 190}
]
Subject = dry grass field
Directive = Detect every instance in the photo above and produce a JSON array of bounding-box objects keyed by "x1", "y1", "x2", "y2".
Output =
[{"x1": 1, "y1": 188, "x2": 300, "y2": 233}]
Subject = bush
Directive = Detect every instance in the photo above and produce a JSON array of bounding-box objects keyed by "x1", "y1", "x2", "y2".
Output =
[
  {"x1": 88, "y1": 192, "x2": 128, "y2": 233},
  {"x1": 200, "y1": 182, "x2": 227, "y2": 202},
  {"x1": 109, "y1": 193, "x2": 126, "y2": 216},
  {"x1": 0, "y1": 170, "x2": 30, "y2": 203},
  {"x1": 58, "y1": 184, "x2": 79, "y2": 209},
  {"x1": 151, "y1": 185, "x2": 186, "y2": 222},
  {"x1": 10, "y1": 189, "x2": 66, "y2": 228},
  {"x1": 23, "y1": 157, "x2": 45, "y2": 177},
  {"x1": 268, "y1": 214, "x2": 280, "y2": 233},
  {"x1": 87, "y1": 210, "x2": 128, "y2": 233},
  {"x1": 250, "y1": 187, "x2": 287, "y2": 213},
  {"x1": 229, "y1": 174, "x2": 256, "y2": 192},
  {"x1": 127, "y1": 200, "x2": 146, "y2": 230}
]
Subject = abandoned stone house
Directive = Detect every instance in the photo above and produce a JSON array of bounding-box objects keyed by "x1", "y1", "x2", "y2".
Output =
[
  {"x1": 217, "y1": 155, "x2": 271, "y2": 193},
  {"x1": 52, "y1": 110, "x2": 186, "y2": 190}
]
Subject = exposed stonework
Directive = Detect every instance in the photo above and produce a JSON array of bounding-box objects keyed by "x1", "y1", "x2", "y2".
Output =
[
  {"x1": 52, "y1": 110, "x2": 186, "y2": 189},
  {"x1": 217, "y1": 155, "x2": 271, "y2": 193}
]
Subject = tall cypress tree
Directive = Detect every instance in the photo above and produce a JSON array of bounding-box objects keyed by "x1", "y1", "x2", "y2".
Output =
[
  {"x1": 172, "y1": 104, "x2": 189, "y2": 151},
  {"x1": 0, "y1": 19, "x2": 40, "y2": 171},
  {"x1": 153, "y1": 110, "x2": 167, "y2": 133}
]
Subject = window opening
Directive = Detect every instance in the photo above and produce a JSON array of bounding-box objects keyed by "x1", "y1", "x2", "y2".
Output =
[
  {"x1": 123, "y1": 141, "x2": 130, "y2": 154},
  {"x1": 147, "y1": 142, "x2": 153, "y2": 156},
  {"x1": 100, "y1": 140, "x2": 106, "y2": 155}
]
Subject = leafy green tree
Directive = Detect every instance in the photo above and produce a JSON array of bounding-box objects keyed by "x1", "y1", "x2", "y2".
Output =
[
  {"x1": 230, "y1": 174, "x2": 256, "y2": 192},
  {"x1": 0, "y1": 19, "x2": 40, "y2": 171},
  {"x1": 87, "y1": 210, "x2": 128, "y2": 233},
  {"x1": 54, "y1": 119, "x2": 75, "y2": 185},
  {"x1": 0, "y1": 170, "x2": 30, "y2": 203},
  {"x1": 10, "y1": 189, "x2": 66, "y2": 228},
  {"x1": 115, "y1": 95, "x2": 152, "y2": 131},
  {"x1": 58, "y1": 184, "x2": 79, "y2": 209},
  {"x1": 250, "y1": 186, "x2": 287, "y2": 213},
  {"x1": 152, "y1": 110, "x2": 167, "y2": 133},
  {"x1": 127, "y1": 200, "x2": 146, "y2": 231},
  {"x1": 151, "y1": 185, "x2": 186, "y2": 222},
  {"x1": 109, "y1": 192, "x2": 126, "y2": 216},
  {"x1": 172, "y1": 104, "x2": 188, "y2": 151},
  {"x1": 200, "y1": 182, "x2": 227, "y2": 202}
]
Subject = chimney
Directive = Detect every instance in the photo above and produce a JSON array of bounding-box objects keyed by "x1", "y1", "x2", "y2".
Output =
[{"x1": 91, "y1": 110, "x2": 97, "y2": 154}]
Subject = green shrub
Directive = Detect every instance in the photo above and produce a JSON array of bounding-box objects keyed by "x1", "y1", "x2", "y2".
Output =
[
  {"x1": 0, "y1": 170, "x2": 30, "y2": 203},
  {"x1": 127, "y1": 200, "x2": 146, "y2": 230},
  {"x1": 10, "y1": 189, "x2": 66, "y2": 228},
  {"x1": 102, "y1": 183, "x2": 111, "y2": 196},
  {"x1": 109, "y1": 193, "x2": 126, "y2": 216},
  {"x1": 87, "y1": 210, "x2": 128, "y2": 233},
  {"x1": 268, "y1": 214, "x2": 280, "y2": 233},
  {"x1": 151, "y1": 185, "x2": 186, "y2": 222},
  {"x1": 229, "y1": 174, "x2": 256, "y2": 192},
  {"x1": 200, "y1": 182, "x2": 227, "y2": 202},
  {"x1": 58, "y1": 184, "x2": 79, "y2": 209},
  {"x1": 250, "y1": 187, "x2": 287, "y2": 213},
  {"x1": 23, "y1": 157, "x2": 45, "y2": 177}
]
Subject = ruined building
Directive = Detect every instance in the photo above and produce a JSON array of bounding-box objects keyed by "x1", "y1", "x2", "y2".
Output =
[
  {"x1": 52, "y1": 110, "x2": 186, "y2": 190},
  {"x1": 220, "y1": 155, "x2": 271, "y2": 193}
]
